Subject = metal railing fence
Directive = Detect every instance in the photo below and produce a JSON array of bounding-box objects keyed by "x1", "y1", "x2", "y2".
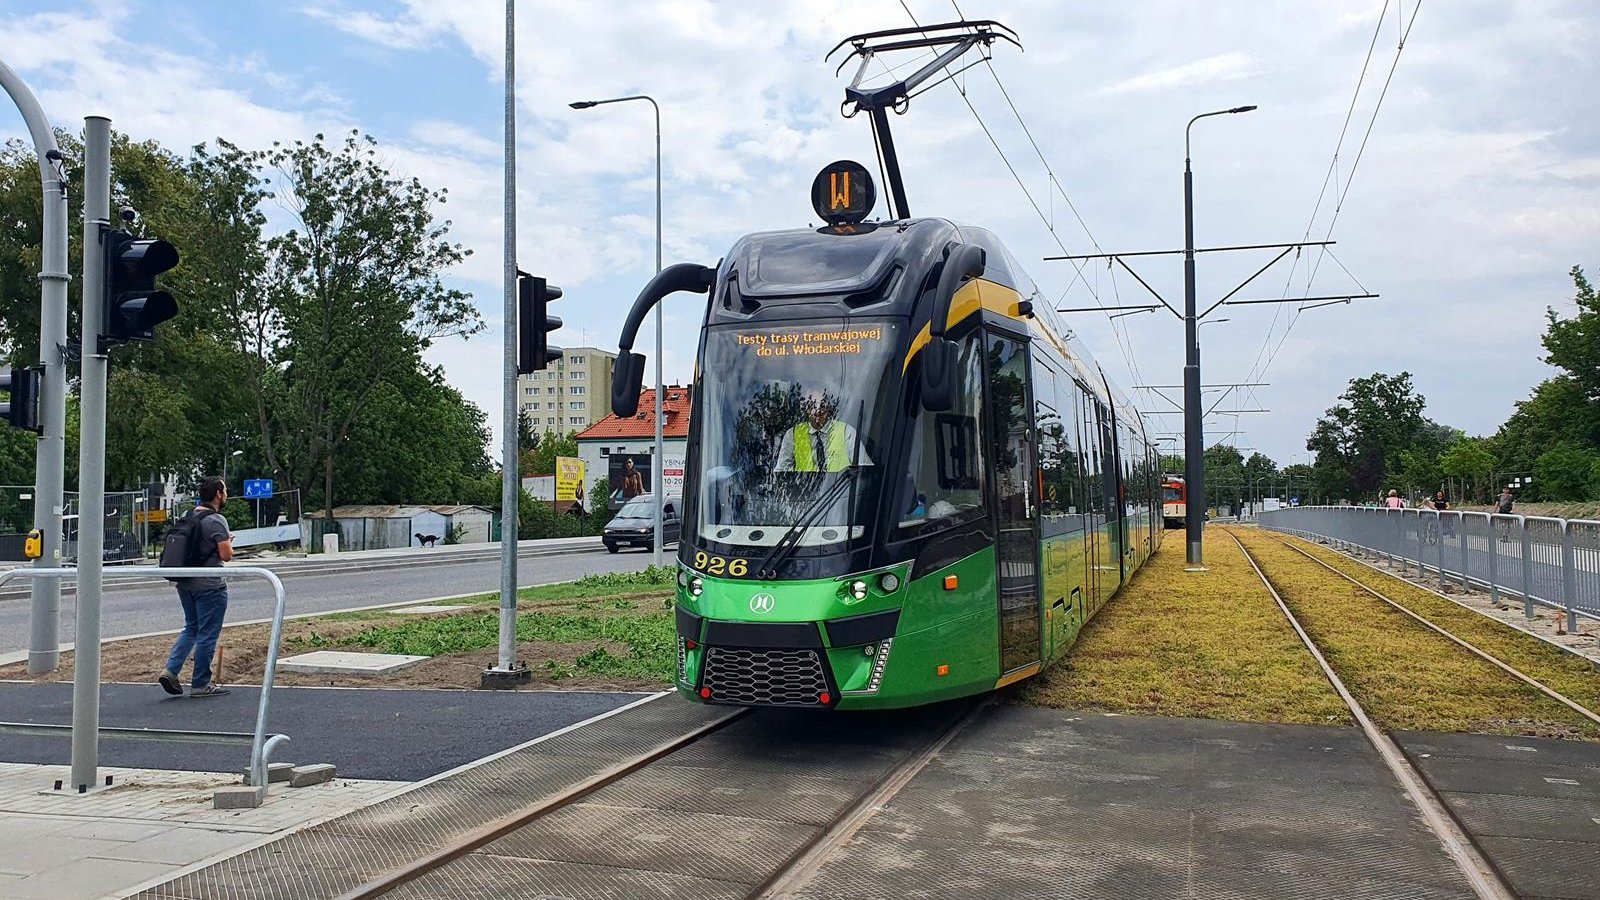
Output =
[
  {"x1": 1259, "y1": 506, "x2": 1599, "y2": 632},
  {"x1": 0, "y1": 565, "x2": 292, "y2": 803}
]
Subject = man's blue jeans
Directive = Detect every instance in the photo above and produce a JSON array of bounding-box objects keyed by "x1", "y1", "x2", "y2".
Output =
[{"x1": 163, "y1": 585, "x2": 229, "y2": 689}]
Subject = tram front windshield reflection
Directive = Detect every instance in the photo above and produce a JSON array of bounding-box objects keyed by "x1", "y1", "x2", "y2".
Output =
[{"x1": 693, "y1": 320, "x2": 898, "y2": 550}]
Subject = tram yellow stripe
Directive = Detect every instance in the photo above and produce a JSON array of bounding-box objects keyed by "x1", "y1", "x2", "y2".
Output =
[
  {"x1": 995, "y1": 662, "x2": 1042, "y2": 689},
  {"x1": 901, "y1": 279, "x2": 1027, "y2": 373}
]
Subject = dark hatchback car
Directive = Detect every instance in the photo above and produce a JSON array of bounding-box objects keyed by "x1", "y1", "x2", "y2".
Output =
[{"x1": 602, "y1": 493, "x2": 681, "y2": 553}]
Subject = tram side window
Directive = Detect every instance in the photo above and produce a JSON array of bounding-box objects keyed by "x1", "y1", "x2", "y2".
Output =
[
  {"x1": 897, "y1": 332, "x2": 987, "y2": 536},
  {"x1": 1035, "y1": 365, "x2": 1064, "y2": 530}
]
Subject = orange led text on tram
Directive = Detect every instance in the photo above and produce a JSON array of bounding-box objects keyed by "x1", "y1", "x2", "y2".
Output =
[{"x1": 738, "y1": 326, "x2": 884, "y2": 358}]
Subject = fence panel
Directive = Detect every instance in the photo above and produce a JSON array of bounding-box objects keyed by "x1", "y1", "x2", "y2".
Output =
[{"x1": 1258, "y1": 506, "x2": 1597, "y2": 626}]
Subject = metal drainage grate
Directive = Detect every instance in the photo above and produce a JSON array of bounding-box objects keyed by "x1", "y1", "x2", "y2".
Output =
[{"x1": 703, "y1": 646, "x2": 828, "y2": 706}]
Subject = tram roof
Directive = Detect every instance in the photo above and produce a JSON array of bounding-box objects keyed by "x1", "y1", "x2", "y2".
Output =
[{"x1": 712, "y1": 219, "x2": 1146, "y2": 439}]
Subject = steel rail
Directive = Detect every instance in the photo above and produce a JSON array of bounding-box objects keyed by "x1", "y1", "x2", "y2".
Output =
[
  {"x1": 1268, "y1": 535, "x2": 1600, "y2": 729},
  {"x1": 748, "y1": 697, "x2": 989, "y2": 899},
  {"x1": 334, "y1": 707, "x2": 750, "y2": 900},
  {"x1": 1223, "y1": 528, "x2": 1515, "y2": 900}
]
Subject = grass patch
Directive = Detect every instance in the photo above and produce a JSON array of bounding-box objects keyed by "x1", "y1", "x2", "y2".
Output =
[
  {"x1": 292, "y1": 596, "x2": 675, "y2": 683},
  {"x1": 1232, "y1": 528, "x2": 1600, "y2": 739},
  {"x1": 1023, "y1": 534, "x2": 1351, "y2": 726},
  {"x1": 1276, "y1": 532, "x2": 1600, "y2": 721}
]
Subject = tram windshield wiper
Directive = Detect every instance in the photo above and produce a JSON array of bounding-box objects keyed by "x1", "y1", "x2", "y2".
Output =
[{"x1": 753, "y1": 467, "x2": 858, "y2": 579}]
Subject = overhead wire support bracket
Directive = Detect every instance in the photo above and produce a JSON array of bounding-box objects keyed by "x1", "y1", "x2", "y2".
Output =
[
  {"x1": 1224, "y1": 292, "x2": 1379, "y2": 307},
  {"x1": 1044, "y1": 240, "x2": 1336, "y2": 261},
  {"x1": 828, "y1": 19, "x2": 1021, "y2": 221}
]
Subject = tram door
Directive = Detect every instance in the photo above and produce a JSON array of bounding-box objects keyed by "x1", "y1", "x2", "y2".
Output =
[{"x1": 985, "y1": 332, "x2": 1041, "y2": 674}]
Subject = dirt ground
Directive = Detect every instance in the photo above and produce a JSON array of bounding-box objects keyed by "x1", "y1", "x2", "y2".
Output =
[{"x1": 0, "y1": 605, "x2": 670, "y2": 693}]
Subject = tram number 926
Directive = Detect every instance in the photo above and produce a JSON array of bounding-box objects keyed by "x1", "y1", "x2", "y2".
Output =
[{"x1": 692, "y1": 551, "x2": 749, "y2": 578}]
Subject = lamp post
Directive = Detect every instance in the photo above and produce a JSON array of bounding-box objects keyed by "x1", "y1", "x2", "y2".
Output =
[
  {"x1": 222, "y1": 448, "x2": 242, "y2": 488},
  {"x1": 1183, "y1": 104, "x2": 1255, "y2": 569},
  {"x1": 569, "y1": 95, "x2": 664, "y2": 568}
]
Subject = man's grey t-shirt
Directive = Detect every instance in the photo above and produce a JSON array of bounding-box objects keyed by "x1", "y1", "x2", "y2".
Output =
[{"x1": 181, "y1": 509, "x2": 232, "y2": 591}]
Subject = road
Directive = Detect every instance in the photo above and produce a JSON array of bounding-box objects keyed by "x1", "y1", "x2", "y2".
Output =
[
  {"x1": 0, "y1": 546, "x2": 655, "y2": 658},
  {"x1": 0, "y1": 682, "x2": 643, "y2": 780}
]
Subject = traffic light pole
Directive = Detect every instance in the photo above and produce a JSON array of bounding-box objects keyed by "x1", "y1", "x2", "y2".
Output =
[
  {"x1": 0, "y1": 56, "x2": 69, "y2": 675},
  {"x1": 484, "y1": 0, "x2": 529, "y2": 687},
  {"x1": 71, "y1": 115, "x2": 111, "y2": 791}
]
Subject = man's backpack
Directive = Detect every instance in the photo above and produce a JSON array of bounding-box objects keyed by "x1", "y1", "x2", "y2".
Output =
[{"x1": 159, "y1": 507, "x2": 220, "y2": 581}]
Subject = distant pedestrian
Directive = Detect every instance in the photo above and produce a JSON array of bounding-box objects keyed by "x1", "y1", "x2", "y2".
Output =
[
  {"x1": 1496, "y1": 487, "x2": 1515, "y2": 515},
  {"x1": 1432, "y1": 490, "x2": 1455, "y2": 538},
  {"x1": 157, "y1": 478, "x2": 234, "y2": 697},
  {"x1": 1385, "y1": 489, "x2": 1404, "y2": 509}
]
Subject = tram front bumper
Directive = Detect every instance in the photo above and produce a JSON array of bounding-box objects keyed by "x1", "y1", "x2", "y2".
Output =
[{"x1": 674, "y1": 605, "x2": 901, "y2": 708}]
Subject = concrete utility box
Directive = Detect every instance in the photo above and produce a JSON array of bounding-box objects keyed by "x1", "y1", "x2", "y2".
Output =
[{"x1": 322, "y1": 533, "x2": 340, "y2": 554}]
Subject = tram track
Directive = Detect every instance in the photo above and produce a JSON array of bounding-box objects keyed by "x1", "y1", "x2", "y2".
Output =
[
  {"x1": 334, "y1": 697, "x2": 986, "y2": 900},
  {"x1": 1225, "y1": 527, "x2": 1517, "y2": 900}
]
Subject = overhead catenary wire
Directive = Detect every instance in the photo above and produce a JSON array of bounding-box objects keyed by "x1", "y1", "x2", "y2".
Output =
[
  {"x1": 891, "y1": 0, "x2": 1148, "y2": 389},
  {"x1": 1238, "y1": 1, "x2": 1421, "y2": 418}
]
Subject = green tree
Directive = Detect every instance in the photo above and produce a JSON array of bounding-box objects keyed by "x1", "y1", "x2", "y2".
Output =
[
  {"x1": 333, "y1": 366, "x2": 492, "y2": 505},
  {"x1": 1533, "y1": 444, "x2": 1600, "y2": 501},
  {"x1": 1306, "y1": 372, "x2": 1427, "y2": 498},
  {"x1": 254, "y1": 131, "x2": 481, "y2": 517},
  {"x1": 1438, "y1": 437, "x2": 1497, "y2": 504},
  {"x1": 526, "y1": 431, "x2": 579, "y2": 476}
]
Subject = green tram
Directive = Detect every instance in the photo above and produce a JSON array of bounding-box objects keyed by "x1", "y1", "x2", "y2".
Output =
[
  {"x1": 604, "y1": 22, "x2": 1159, "y2": 710},
  {"x1": 609, "y1": 209, "x2": 1160, "y2": 710}
]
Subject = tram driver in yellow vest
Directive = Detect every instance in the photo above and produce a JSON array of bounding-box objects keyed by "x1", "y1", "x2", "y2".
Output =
[{"x1": 774, "y1": 389, "x2": 871, "y2": 473}]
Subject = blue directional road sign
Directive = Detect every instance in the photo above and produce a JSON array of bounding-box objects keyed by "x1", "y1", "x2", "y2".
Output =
[{"x1": 243, "y1": 478, "x2": 274, "y2": 499}]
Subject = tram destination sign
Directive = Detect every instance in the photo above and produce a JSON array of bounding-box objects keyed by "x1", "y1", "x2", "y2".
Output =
[{"x1": 738, "y1": 325, "x2": 885, "y2": 359}]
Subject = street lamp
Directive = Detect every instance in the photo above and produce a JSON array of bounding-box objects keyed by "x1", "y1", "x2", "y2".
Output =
[
  {"x1": 570, "y1": 94, "x2": 665, "y2": 568},
  {"x1": 1182, "y1": 104, "x2": 1256, "y2": 569},
  {"x1": 222, "y1": 448, "x2": 242, "y2": 486}
]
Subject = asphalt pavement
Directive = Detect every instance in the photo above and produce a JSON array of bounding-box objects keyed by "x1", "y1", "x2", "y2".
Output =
[
  {"x1": 0, "y1": 547, "x2": 654, "y2": 658},
  {"x1": 0, "y1": 681, "x2": 645, "y2": 781}
]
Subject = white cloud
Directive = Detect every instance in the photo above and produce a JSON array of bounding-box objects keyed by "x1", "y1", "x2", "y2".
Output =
[
  {"x1": 1, "y1": 0, "x2": 1596, "y2": 467},
  {"x1": 1098, "y1": 52, "x2": 1261, "y2": 96}
]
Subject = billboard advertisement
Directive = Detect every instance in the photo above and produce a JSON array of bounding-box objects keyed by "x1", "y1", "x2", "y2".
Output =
[
  {"x1": 555, "y1": 457, "x2": 585, "y2": 502},
  {"x1": 608, "y1": 454, "x2": 651, "y2": 508}
]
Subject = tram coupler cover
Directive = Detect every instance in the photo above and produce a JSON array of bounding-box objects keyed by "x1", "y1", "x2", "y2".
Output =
[{"x1": 479, "y1": 663, "x2": 533, "y2": 689}]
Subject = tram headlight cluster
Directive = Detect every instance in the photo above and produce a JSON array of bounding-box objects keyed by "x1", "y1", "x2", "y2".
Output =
[
  {"x1": 849, "y1": 580, "x2": 869, "y2": 601},
  {"x1": 677, "y1": 569, "x2": 690, "y2": 588},
  {"x1": 879, "y1": 572, "x2": 900, "y2": 593},
  {"x1": 689, "y1": 576, "x2": 704, "y2": 597}
]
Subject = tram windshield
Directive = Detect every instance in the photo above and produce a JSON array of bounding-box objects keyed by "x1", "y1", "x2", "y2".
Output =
[{"x1": 693, "y1": 319, "x2": 900, "y2": 551}]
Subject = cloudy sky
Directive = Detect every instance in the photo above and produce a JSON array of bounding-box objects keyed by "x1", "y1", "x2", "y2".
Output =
[{"x1": 2, "y1": 0, "x2": 1596, "y2": 465}]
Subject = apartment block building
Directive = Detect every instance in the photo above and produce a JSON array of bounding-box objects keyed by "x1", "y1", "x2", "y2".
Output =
[{"x1": 517, "y1": 346, "x2": 617, "y2": 434}]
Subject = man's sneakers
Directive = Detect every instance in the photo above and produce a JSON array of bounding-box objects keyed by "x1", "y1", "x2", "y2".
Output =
[
  {"x1": 158, "y1": 671, "x2": 183, "y2": 695},
  {"x1": 191, "y1": 683, "x2": 231, "y2": 698}
]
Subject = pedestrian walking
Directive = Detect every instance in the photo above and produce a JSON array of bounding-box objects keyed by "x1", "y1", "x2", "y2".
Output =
[
  {"x1": 1495, "y1": 486, "x2": 1515, "y2": 542},
  {"x1": 1384, "y1": 489, "x2": 1404, "y2": 509},
  {"x1": 157, "y1": 477, "x2": 234, "y2": 697},
  {"x1": 1496, "y1": 487, "x2": 1514, "y2": 515}
]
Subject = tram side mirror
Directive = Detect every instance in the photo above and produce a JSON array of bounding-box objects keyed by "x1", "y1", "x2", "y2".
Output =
[
  {"x1": 919, "y1": 338, "x2": 957, "y2": 412},
  {"x1": 612, "y1": 351, "x2": 648, "y2": 417}
]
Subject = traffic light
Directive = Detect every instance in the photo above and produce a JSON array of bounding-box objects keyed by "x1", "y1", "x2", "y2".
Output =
[
  {"x1": 0, "y1": 366, "x2": 41, "y2": 432},
  {"x1": 517, "y1": 270, "x2": 563, "y2": 373},
  {"x1": 103, "y1": 230, "x2": 179, "y2": 344}
]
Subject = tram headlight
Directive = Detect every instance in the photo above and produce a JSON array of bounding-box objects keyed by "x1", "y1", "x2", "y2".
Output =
[
  {"x1": 849, "y1": 580, "x2": 868, "y2": 601},
  {"x1": 879, "y1": 572, "x2": 900, "y2": 593},
  {"x1": 677, "y1": 569, "x2": 690, "y2": 588},
  {"x1": 689, "y1": 576, "x2": 704, "y2": 597}
]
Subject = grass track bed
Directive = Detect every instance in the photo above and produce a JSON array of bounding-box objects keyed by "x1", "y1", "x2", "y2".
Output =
[
  {"x1": 1024, "y1": 534, "x2": 1350, "y2": 726},
  {"x1": 1231, "y1": 527, "x2": 1600, "y2": 740},
  {"x1": 1268, "y1": 531, "x2": 1600, "y2": 721}
]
